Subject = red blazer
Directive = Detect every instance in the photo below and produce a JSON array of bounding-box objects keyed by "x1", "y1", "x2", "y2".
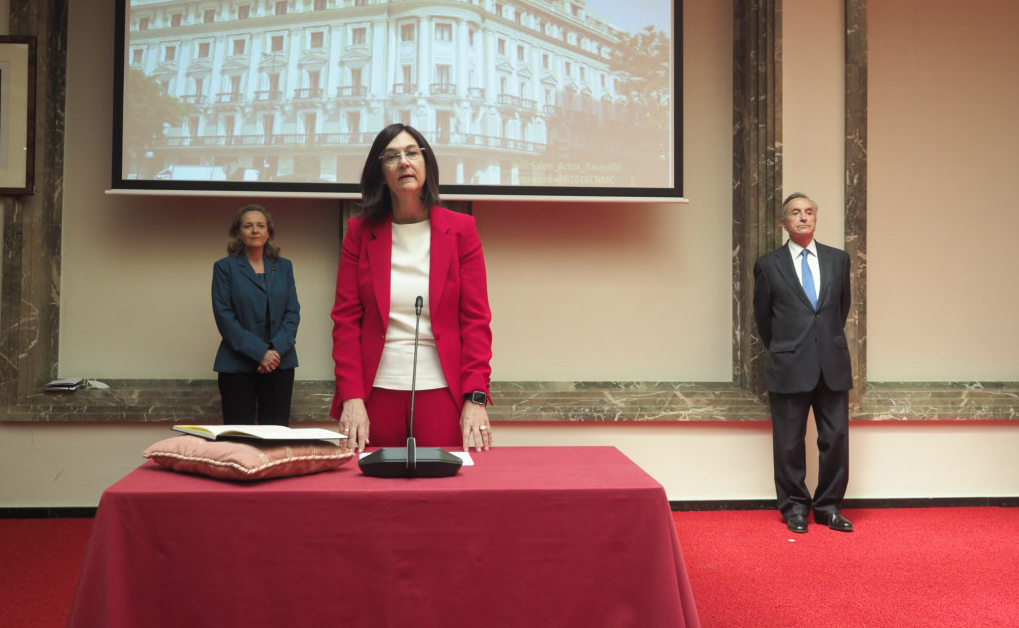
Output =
[{"x1": 330, "y1": 206, "x2": 493, "y2": 418}]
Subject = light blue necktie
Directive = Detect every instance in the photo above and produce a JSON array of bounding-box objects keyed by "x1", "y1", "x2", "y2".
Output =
[{"x1": 801, "y1": 249, "x2": 818, "y2": 310}]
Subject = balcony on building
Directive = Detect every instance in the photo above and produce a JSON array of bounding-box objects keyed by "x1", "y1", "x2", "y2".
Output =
[
  {"x1": 254, "y1": 89, "x2": 284, "y2": 106},
  {"x1": 293, "y1": 87, "x2": 324, "y2": 101},
  {"x1": 215, "y1": 92, "x2": 244, "y2": 107},
  {"x1": 391, "y1": 83, "x2": 418, "y2": 100},
  {"x1": 336, "y1": 85, "x2": 368, "y2": 101}
]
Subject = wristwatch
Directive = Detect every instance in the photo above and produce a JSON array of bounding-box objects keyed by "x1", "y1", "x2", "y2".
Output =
[{"x1": 465, "y1": 391, "x2": 488, "y2": 405}]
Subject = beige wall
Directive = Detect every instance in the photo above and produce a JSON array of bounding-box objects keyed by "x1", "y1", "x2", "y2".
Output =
[
  {"x1": 868, "y1": 0, "x2": 1019, "y2": 380},
  {"x1": 1, "y1": 0, "x2": 1017, "y2": 507}
]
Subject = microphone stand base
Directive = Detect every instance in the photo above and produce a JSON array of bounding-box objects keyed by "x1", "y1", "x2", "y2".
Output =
[{"x1": 359, "y1": 447, "x2": 463, "y2": 478}]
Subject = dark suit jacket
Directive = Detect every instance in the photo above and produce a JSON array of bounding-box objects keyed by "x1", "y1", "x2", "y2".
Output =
[
  {"x1": 330, "y1": 207, "x2": 493, "y2": 418},
  {"x1": 212, "y1": 254, "x2": 300, "y2": 373},
  {"x1": 753, "y1": 242, "x2": 852, "y2": 393}
]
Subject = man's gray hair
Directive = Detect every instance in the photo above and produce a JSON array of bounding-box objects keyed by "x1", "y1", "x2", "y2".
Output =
[{"x1": 782, "y1": 192, "x2": 817, "y2": 210}]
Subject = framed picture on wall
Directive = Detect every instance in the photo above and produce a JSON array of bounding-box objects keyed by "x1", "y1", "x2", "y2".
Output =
[{"x1": 0, "y1": 36, "x2": 36, "y2": 195}]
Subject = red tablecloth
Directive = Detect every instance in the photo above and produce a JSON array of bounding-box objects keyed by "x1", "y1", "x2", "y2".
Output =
[{"x1": 69, "y1": 446, "x2": 699, "y2": 628}]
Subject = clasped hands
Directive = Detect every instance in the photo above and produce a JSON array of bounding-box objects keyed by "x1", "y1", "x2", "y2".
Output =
[
  {"x1": 339, "y1": 397, "x2": 493, "y2": 453},
  {"x1": 257, "y1": 349, "x2": 282, "y2": 374}
]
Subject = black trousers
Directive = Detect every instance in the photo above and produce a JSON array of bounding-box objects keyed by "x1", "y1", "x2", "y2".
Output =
[
  {"x1": 217, "y1": 369, "x2": 295, "y2": 426},
  {"x1": 768, "y1": 376, "x2": 850, "y2": 519}
]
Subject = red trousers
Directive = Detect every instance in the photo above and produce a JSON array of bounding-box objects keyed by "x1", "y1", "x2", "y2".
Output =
[{"x1": 365, "y1": 387, "x2": 461, "y2": 448}]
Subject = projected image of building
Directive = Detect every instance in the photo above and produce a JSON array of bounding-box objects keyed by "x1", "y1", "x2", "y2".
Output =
[{"x1": 123, "y1": 0, "x2": 673, "y2": 188}]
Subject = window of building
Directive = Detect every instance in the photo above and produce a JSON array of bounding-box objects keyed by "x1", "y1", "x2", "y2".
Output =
[
  {"x1": 469, "y1": 29, "x2": 475, "y2": 46},
  {"x1": 579, "y1": 67, "x2": 585, "y2": 82},
  {"x1": 131, "y1": 48, "x2": 143, "y2": 64},
  {"x1": 400, "y1": 23, "x2": 415, "y2": 42},
  {"x1": 233, "y1": 39, "x2": 246, "y2": 55},
  {"x1": 268, "y1": 73, "x2": 281, "y2": 91},
  {"x1": 275, "y1": 1, "x2": 288, "y2": 16},
  {"x1": 164, "y1": 45, "x2": 177, "y2": 61},
  {"x1": 399, "y1": 109, "x2": 411, "y2": 125},
  {"x1": 194, "y1": 77, "x2": 204, "y2": 97},
  {"x1": 351, "y1": 67, "x2": 362, "y2": 86},
  {"x1": 542, "y1": 53, "x2": 549, "y2": 69},
  {"x1": 160, "y1": 79, "x2": 170, "y2": 94},
  {"x1": 435, "y1": 65, "x2": 451, "y2": 84},
  {"x1": 517, "y1": 45, "x2": 524, "y2": 61},
  {"x1": 139, "y1": 17, "x2": 150, "y2": 30},
  {"x1": 495, "y1": 3, "x2": 503, "y2": 17},
  {"x1": 402, "y1": 65, "x2": 413, "y2": 83},
  {"x1": 498, "y1": 38, "x2": 506, "y2": 55},
  {"x1": 308, "y1": 70, "x2": 321, "y2": 90},
  {"x1": 565, "y1": 61, "x2": 571, "y2": 76},
  {"x1": 310, "y1": 32, "x2": 325, "y2": 48},
  {"x1": 238, "y1": 6, "x2": 251, "y2": 19},
  {"x1": 229, "y1": 75, "x2": 241, "y2": 93},
  {"x1": 347, "y1": 111, "x2": 361, "y2": 135},
  {"x1": 204, "y1": 9, "x2": 216, "y2": 23},
  {"x1": 198, "y1": 42, "x2": 211, "y2": 58},
  {"x1": 352, "y1": 27, "x2": 366, "y2": 45},
  {"x1": 435, "y1": 23, "x2": 452, "y2": 42},
  {"x1": 315, "y1": 0, "x2": 327, "y2": 9},
  {"x1": 302, "y1": 113, "x2": 317, "y2": 136},
  {"x1": 262, "y1": 114, "x2": 275, "y2": 137},
  {"x1": 271, "y1": 35, "x2": 285, "y2": 52},
  {"x1": 500, "y1": 76, "x2": 507, "y2": 94},
  {"x1": 224, "y1": 114, "x2": 236, "y2": 137},
  {"x1": 600, "y1": 74, "x2": 606, "y2": 88},
  {"x1": 354, "y1": 0, "x2": 367, "y2": 5},
  {"x1": 171, "y1": 13, "x2": 183, "y2": 27}
]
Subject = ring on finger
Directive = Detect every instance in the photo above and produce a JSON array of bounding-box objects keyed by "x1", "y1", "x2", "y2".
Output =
[{"x1": 479, "y1": 425, "x2": 488, "y2": 431}]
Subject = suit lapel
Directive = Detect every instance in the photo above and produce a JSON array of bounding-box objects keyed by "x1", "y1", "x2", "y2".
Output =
[
  {"x1": 235, "y1": 254, "x2": 266, "y2": 292},
  {"x1": 775, "y1": 245, "x2": 815, "y2": 310},
  {"x1": 367, "y1": 218, "x2": 392, "y2": 328},
  {"x1": 429, "y1": 207, "x2": 454, "y2": 312},
  {"x1": 264, "y1": 257, "x2": 278, "y2": 293},
  {"x1": 815, "y1": 243, "x2": 835, "y2": 310}
]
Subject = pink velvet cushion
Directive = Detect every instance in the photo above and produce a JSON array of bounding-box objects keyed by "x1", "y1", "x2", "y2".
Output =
[{"x1": 143, "y1": 435, "x2": 354, "y2": 481}]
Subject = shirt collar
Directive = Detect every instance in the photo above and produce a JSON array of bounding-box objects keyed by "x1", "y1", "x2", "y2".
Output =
[{"x1": 787, "y1": 239, "x2": 818, "y2": 258}]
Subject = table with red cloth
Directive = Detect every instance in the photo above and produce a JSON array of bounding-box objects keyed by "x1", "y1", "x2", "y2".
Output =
[{"x1": 69, "y1": 446, "x2": 700, "y2": 628}]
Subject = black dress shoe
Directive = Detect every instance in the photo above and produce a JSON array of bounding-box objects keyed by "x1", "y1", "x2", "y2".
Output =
[
  {"x1": 786, "y1": 514, "x2": 809, "y2": 533},
  {"x1": 817, "y1": 512, "x2": 854, "y2": 532}
]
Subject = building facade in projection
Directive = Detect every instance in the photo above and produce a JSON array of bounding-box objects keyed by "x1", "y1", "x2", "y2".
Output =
[{"x1": 124, "y1": 0, "x2": 670, "y2": 187}]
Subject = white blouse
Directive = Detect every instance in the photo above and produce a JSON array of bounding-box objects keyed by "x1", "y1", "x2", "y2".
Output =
[{"x1": 373, "y1": 220, "x2": 449, "y2": 390}]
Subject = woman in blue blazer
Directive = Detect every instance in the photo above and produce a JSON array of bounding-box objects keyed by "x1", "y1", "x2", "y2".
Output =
[{"x1": 212, "y1": 205, "x2": 301, "y2": 425}]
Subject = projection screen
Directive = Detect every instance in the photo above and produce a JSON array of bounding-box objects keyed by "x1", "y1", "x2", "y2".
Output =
[{"x1": 113, "y1": 0, "x2": 681, "y2": 201}]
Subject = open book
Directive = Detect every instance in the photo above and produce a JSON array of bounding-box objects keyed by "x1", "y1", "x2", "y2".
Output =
[{"x1": 172, "y1": 424, "x2": 346, "y2": 444}]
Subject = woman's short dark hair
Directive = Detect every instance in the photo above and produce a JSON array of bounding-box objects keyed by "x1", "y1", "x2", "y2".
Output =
[
  {"x1": 358, "y1": 124, "x2": 441, "y2": 222},
  {"x1": 227, "y1": 204, "x2": 280, "y2": 260}
]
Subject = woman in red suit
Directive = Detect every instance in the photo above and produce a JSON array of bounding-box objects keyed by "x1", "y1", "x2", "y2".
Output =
[{"x1": 331, "y1": 124, "x2": 494, "y2": 453}]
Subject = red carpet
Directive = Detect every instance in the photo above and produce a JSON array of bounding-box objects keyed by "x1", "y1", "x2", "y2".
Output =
[
  {"x1": 674, "y1": 507, "x2": 1019, "y2": 628},
  {"x1": 0, "y1": 518, "x2": 92, "y2": 628},
  {"x1": 3, "y1": 509, "x2": 1018, "y2": 627}
]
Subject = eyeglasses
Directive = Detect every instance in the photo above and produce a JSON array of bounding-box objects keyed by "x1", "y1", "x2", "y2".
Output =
[{"x1": 379, "y1": 147, "x2": 425, "y2": 167}]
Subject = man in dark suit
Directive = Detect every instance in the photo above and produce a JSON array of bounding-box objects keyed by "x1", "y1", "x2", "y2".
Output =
[{"x1": 753, "y1": 193, "x2": 854, "y2": 533}]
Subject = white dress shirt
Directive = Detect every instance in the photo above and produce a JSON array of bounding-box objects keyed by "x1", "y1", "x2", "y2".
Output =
[{"x1": 787, "y1": 239, "x2": 820, "y2": 298}]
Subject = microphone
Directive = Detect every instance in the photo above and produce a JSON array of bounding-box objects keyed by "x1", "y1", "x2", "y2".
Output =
[{"x1": 359, "y1": 295, "x2": 463, "y2": 478}]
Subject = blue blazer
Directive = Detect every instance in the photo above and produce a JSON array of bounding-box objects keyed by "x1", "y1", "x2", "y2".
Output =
[{"x1": 212, "y1": 254, "x2": 300, "y2": 373}]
